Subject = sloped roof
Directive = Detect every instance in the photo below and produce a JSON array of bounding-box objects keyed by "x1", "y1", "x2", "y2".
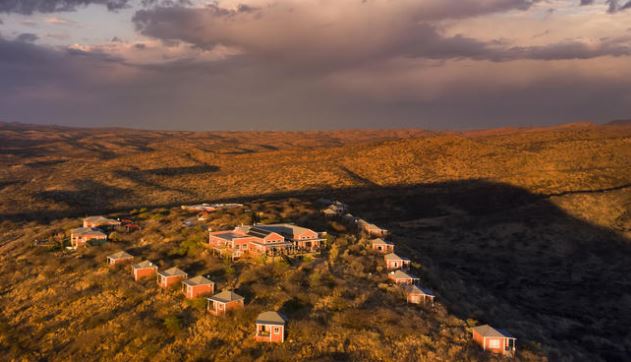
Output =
[
  {"x1": 183, "y1": 275, "x2": 214, "y2": 286},
  {"x1": 107, "y1": 251, "x2": 133, "y2": 260},
  {"x1": 390, "y1": 270, "x2": 416, "y2": 279},
  {"x1": 256, "y1": 311, "x2": 286, "y2": 325},
  {"x1": 211, "y1": 231, "x2": 247, "y2": 241},
  {"x1": 71, "y1": 227, "x2": 106, "y2": 237},
  {"x1": 384, "y1": 253, "x2": 409, "y2": 261},
  {"x1": 159, "y1": 267, "x2": 187, "y2": 277},
  {"x1": 132, "y1": 260, "x2": 156, "y2": 269},
  {"x1": 358, "y1": 219, "x2": 385, "y2": 230},
  {"x1": 405, "y1": 284, "x2": 434, "y2": 297},
  {"x1": 256, "y1": 223, "x2": 317, "y2": 238},
  {"x1": 371, "y1": 238, "x2": 393, "y2": 245},
  {"x1": 84, "y1": 216, "x2": 120, "y2": 224},
  {"x1": 208, "y1": 290, "x2": 244, "y2": 303},
  {"x1": 472, "y1": 324, "x2": 513, "y2": 338}
]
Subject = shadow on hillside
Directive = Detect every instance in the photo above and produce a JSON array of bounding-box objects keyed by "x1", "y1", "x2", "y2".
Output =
[
  {"x1": 0, "y1": 180, "x2": 25, "y2": 191},
  {"x1": 61, "y1": 136, "x2": 118, "y2": 160},
  {"x1": 24, "y1": 160, "x2": 68, "y2": 168},
  {"x1": 144, "y1": 165, "x2": 220, "y2": 176},
  {"x1": 114, "y1": 165, "x2": 219, "y2": 197},
  {"x1": 5, "y1": 180, "x2": 631, "y2": 360},
  {"x1": 339, "y1": 166, "x2": 380, "y2": 188},
  {"x1": 111, "y1": 164, "x2": 220, "y2": 196},
  {"x1": 35, "y1": 180, "x2": 134, "y2": 210}
]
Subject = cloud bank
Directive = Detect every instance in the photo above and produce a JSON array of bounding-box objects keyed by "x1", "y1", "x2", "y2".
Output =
[{"x1": 1, "y1": 0, "x2": 631, "y2": 129}]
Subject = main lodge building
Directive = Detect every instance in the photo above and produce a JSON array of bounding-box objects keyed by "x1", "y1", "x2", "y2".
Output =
[{"x1": 209, "y1": 223, "x2": 324, "y2": 260}]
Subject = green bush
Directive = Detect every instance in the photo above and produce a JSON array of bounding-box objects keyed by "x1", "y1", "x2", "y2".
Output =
[{"x1": 163, "y1": 315, "x2": 182, "y2": 335}]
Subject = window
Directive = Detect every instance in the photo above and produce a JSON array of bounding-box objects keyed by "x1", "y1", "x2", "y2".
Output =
[
  {"x1": 488, "y1": 339, "x2": 500, "y2": 349},
  {"x1": 274, "y1": 327, "x2": 280, "y2": 335}
]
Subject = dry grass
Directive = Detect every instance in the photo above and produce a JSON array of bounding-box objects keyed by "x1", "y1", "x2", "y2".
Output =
[
  {"x1": 1, "y1": 122, "x2": 630, "y2": 361},
  {"x1": 0, "y1": 200, "x2": 542, "y2": 362}
]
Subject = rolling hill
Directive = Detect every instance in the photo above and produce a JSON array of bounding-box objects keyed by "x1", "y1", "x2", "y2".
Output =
[{"x1": 1, "y1": 121, "x2": 630, "y2": 361}]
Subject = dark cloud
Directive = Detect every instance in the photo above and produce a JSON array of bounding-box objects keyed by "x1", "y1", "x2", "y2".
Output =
[
  {"x1": 133, "y1": 4, "x2": 631, "y2": 66},
  {"x1": 131, "y1": 2, "x2": 542, "y2": 70},
  {"x1": 0, "y1": 0, "x2": 191, "y2": 14},
  {"x1": 608, "y1": 0, "x2": 631, "y2": 12},
  {"x1": 16, "y1": 33, "x2": 39, "y2": 43},
  {"x1": 1, "y1": 1, "x2": 631, "y2": 130},
  {"x1": 0, "y1": 0, "x2": 130, "y2": 14},
  {"x1": 580, "y1": 0, "x2": 631, "y2": 12}
]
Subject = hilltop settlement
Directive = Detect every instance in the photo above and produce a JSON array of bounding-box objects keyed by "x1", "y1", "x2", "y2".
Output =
[{"x1": 65, "y1": 198, "x2": 517, "y2": 357}]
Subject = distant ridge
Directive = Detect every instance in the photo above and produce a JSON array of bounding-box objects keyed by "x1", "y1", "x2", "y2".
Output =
[{"x1": 607, "y1": 119, "x2": 631, "y2": 126}]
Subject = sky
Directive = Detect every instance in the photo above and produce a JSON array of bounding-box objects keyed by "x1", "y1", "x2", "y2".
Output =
[{"x1": 1, "y1": 0, "x2": 631, "y2": 131}]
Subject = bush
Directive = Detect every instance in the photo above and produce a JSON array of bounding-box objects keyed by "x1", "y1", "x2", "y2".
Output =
[
  {"x1": 168, "y1": 238, "x2": 203, "y2": 257},
  {"x1": 186, "y1": 298, "x2": 208, "y2": 312},
  {"x1": 163, "y1": 315, "x2": 182, "y2": 335}
]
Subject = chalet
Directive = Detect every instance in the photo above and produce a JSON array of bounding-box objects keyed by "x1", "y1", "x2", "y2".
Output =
[
  {"x1": 207, "y1": 290, "x2": 245, "y2": 316},
  {"x1": 321, "y1": 200, "x2": 348, "y2": 216},
  {"x1": 131, "y1": 260, "x2": 158, "y2": 281},
  {"x1": 106, "y1": 251, "x2": 134, "y2": 265},
  {"x1": 388, "y1": 270, "x2": 419, "y2": 285},
  {"x1": 254, "y1": 224, "x2": 324, "y2": 252},
  {"x1": 472, "y1": 325, "x2": 516, "y2": 356},
  {"x1": 119, "y1": 218, "x2": 140, "y2": 232},
  {"x1": 157, "y1": 267, "x2": 188, "y2": 288},
  {"x1": 405, "y1": 285, "x2": 435, "y2": 304},
  {"x1": 82, "y1": 216, "x2": 121, "y2": 229},
  {"x1": 370, "y1": 238, "x2": 395, "y2": 253},
  {"x1": 182, "y1": 203, "x2": 244, "y2": 212},
  {"x1": 255, "y1": 311, "x2": 286, "y2": 343},
  {"x1": 70, "y1": 227, "x2": 107, "y2": 248},
  {"x1": 357, "y1": 219, "x2": 388, "y2": 237},
  {"x1": 384, "y1": 253, "x2": 411, "y2": 270},
  {"x1": 182, "y1": 276, "x2": 215, "y2": 299}
]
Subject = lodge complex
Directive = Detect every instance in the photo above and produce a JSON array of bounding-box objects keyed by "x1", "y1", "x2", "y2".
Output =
[{"x1": 64, "y1": 200, "x2": 516, "y2": 353}]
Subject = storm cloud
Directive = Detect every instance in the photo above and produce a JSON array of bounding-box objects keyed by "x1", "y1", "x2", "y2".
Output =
[
  {"x1": 0, "y1": 0, "x2": 190, "y2": 14},
  {"x1": 132, "y1": 1, "x2": 631, "y2": 65},
  {"x1": 1, "y1": 0, "x2": 631, "y2": 130},
  {"x1": 0, "y1": 0, "x2": 130, "y2": 14}
]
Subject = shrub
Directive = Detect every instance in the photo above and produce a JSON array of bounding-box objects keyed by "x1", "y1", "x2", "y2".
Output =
[
  {"x1": 163, "y1": 315, "x2": 182, "y2": 335},
  {"x1": 186, "y1": 298, "x2": 207, "y2": 312}
]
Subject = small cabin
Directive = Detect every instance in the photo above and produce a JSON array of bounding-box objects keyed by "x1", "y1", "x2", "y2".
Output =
[
  {"x1": 70, "y1": 227, "x2": 107, "y2": 248},
  {"x1": 157, "y1": 267, "x2": 188, "y2": 288},
  {"x1": 370, "y1": 238, "x2": 395, "y2": 254},
  {"x1": 357, "y1": 219, "x2": 388, "y2": 237},
  {"x1": 207, "y1": 290, "x2": 245, "y2": 316},
  {"x1": 384, "y1": 253, "x2": 411, "y2": 270},
  {"x1": 388, "y1": 270, "x2": 418, "y2": 285},
  {"x1": 255, "y1": 311, "x2": 286, "y2": 343},
  {"x1": 83, "y1": 216, "x2": 121, "y2": 229},
  {"x1": 182, "y1": 276, "x2": 215, "y2": 299},
  {"x1": 405, "y1": 285, "x2": 435, "y2": 304},
  {"x1": 472, "y1": 324, "x2": 516, "y2": 356},
  {"x1": 107, "y1": 251, "x2": 134, "y2": 266},
  {"x1": 131, "y1": 260, "x2": 158, "y2": 281}
]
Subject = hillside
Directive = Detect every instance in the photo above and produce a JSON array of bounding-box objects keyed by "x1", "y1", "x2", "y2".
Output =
[
  {"x1": 1, "y1": 122, "x2": 630, "y2": 361},
  {"x1": 0, "y1": 199, "x2": 549, "y2": 361}
]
